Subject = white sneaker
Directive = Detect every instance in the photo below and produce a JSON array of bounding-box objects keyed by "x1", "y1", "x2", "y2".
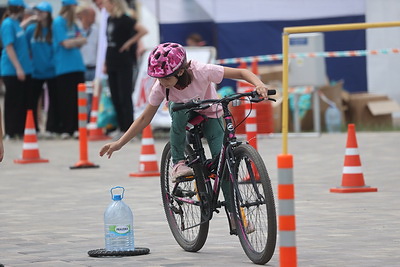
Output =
[
  {"x1": 42, "y1": 131, "x2": 57, "y2": 140},
  {"x1": 60, "y1": 133, "x2": 70, "y2": 140},
  {"x1": 171, "y1": 160, "x2": 194, "y2": 182}
]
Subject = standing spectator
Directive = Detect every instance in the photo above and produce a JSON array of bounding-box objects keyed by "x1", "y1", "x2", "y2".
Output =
[
  {"x1": 0, "y1": 107, "x2": 4, "y2": 162},
  {"x1": 77, "y1": 5, "x2": 98, "y2": 118},
  {"x1": 77, "y1": 5, "x2": 98, "y2": 83},
  {"x1": 186, "y1": 33, "x2": 206, "y2": 47},
  {"x1": 52, "y1": 0, "x2": 86, "y2": 139},
  {"x1": 25, "y1": 1, "x2": 59, "y2": 138},
  {"x1": 0, "y1": 0, "x2": 33, "y2": 140},
  {"x1": 92, "y1": 0, "x2": 108, "y2": 82},
  {"x1": 103, "y1": 0, "x2": 147, "y2": 138}
]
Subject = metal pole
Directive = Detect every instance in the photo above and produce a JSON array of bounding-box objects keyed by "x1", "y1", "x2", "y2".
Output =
[
  {"x1": 281, "y1": 33, "x2": 290, "y2": 154},
  {"x1": 284, "y1": 21, "x2": 400, "y2": 34}
]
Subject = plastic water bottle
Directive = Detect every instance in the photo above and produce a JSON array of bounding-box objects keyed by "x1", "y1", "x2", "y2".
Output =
[
  {"x1": 104, "y1": 186, "x2": 135, "y2": 251},
  {"x1": 325, "y1": 104, "x2": 342, "y2": 133}
]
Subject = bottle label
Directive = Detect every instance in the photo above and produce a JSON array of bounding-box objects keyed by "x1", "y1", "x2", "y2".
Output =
[{"x1": 109, "y1": 225, "x2": 131, "y2": 235}]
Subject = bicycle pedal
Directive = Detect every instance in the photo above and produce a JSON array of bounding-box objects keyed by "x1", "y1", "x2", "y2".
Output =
[
  {"x1": 174, "y1": 186, "x2": 197, "y2": 198},
  {"x1": 176, "y1": 175, "x2": 195, "y2": 182}
]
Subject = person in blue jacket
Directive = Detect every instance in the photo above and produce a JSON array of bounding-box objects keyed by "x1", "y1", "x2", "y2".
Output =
[
  {"x1": 25, "y1": 1, "x2": 59, "y2": 138},
  {"x1": 52, "y1": 0, "x2": 86, "y2": 139},
  {"x1": 0, "y1": 0, "x2": 33, "y2": 139}
]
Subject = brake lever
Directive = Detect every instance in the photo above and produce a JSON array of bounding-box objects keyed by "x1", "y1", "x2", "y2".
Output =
[
  {"x1": 249, "y1": 95, "x2": 264, "y2": 103},
  {"x1": 198, "y1": 104, "x2": 212, "y2": 110},
  {"x1": 184, "y1": 104, "x2": 211, "y2": 114}
]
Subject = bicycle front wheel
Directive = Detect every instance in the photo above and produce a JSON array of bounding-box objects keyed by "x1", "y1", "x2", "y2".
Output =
[
  {"x1": 231, "y1": 144, "x2": 277, "y2": 265},
  {"x1": 160, "y1": 142, "x2": 209, "y2": 252}
]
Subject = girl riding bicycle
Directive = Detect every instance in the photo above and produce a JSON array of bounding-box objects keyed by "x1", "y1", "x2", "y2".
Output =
[{"x1": 99, "y1": 42, "x2": 269, "y2": 204}]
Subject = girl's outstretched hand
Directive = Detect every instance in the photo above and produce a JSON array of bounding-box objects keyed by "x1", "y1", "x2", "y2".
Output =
[{"x1": 99, "y1": 141, "x2": 122, "y2": 159}]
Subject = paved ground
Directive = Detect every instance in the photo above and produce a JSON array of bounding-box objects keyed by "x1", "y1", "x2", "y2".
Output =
[{"x1": 0, "y1": 129, "x2": 399, "y2": 267}]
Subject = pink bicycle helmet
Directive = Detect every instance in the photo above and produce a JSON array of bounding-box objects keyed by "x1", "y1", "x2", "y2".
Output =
[{"x1": 147, "y1": 43, "x2": 186, "y2": 78}]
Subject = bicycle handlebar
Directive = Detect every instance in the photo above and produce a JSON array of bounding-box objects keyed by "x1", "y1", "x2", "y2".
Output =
[{"x1": 171, "y1": 89, "x2": 276, "y2": 112}]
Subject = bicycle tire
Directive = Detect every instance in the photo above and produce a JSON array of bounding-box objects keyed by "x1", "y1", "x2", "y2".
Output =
[
  {"x1": 230, "y1": 144, "x2": 277, "y2": 265},
  {"x1": 160, "y1": 142, "x2": 209, "y2": 252}
]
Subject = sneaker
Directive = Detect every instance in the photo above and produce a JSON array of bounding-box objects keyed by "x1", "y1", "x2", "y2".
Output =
[
  {"x1": 171, "y1": 160, "x2": 194, "y2": 182},
  {"x1": 3, "y1": 134, "x2": 21, "y2": 141},
  {"x1": 42, "y1": 131, "x2": 57, "y2": 140},
  {"x1": 60, "y1": 133, "x2": 71, "y2": 140}
]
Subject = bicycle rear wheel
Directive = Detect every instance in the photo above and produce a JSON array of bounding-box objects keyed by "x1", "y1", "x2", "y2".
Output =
[
  {"x1": 231, "y1": 144, "x2": 277, "y2": 264},
  {"x1": 160, "y1": 142, "x2": 209, "y2": 252}
]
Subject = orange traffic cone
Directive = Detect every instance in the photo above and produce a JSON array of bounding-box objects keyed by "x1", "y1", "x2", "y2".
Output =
[
  {"x1": 251, "y1": 59, "x2": 259, "y2": 76},
  {"x1": 238, "y1": 61, "x2": 247, "y2": 70},
  {"x1": 245, "y1": 89, "x2": 258, "y2": 149},
  {"x1": 330, "y1": 124, "x2": 377, "y2": 193},
  {"x1": 14, "y1": 110, "x2": 49, "y2": 164},
  {"x1": 129, "y1": 125, "x2": 160, "y2": 177},
  {"x1": 237, "y1": 62, "x2": 252, "y2": 93}
]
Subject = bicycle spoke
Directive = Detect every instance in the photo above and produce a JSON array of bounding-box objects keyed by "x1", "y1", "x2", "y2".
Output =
[
  {"x1": 160, "y1": 142, "x2": 209, "y2": 252},
  {"x1": 231, "y1": 144, "x2": 277, "y2": 264}
]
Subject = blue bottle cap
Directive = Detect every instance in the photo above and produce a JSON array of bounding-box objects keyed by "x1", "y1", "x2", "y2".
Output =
[{"x1": 113, "y1": 194, "x2": 122, "y2": 201}]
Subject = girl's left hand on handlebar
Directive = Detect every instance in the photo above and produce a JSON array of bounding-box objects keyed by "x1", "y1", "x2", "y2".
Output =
[{"x1": 255, "y1": 84, "x2": 269, "y2": 99}]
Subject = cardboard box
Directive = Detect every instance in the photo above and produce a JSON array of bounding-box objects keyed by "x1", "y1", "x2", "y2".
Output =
[
  {"x1": 345, "y1": 93, "x2": 400, "y2": 128},
  {"x1": 257, "y1": 64, "x2": 283, "y2": 84}
]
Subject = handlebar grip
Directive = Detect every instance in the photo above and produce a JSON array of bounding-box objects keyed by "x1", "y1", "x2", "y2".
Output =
[
  {"x1": 171, "y1": 103, "x2": 187, "y2": 112},
  {"x1": 267, "y1": 89, "x2": 276, "y2": 95},
  {"x1": 171, "y1": 101, "x2": 198, "y2": 112}
]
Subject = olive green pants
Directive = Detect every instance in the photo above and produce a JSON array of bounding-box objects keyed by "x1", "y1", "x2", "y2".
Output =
[{"x1": 169, "y1": 102, "x2": 232, "y2": 210}]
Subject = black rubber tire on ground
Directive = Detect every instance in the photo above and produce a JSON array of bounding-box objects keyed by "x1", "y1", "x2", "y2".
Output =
[
  {"x1": 87, "y1": 247, "x2": 150, "y2": 257},
  {"x1": 230, "y1": 144, "x2": 277, "y2": 265},
  {"x1": 160, "y1": 142, "x2": 209, "y2": 252}
]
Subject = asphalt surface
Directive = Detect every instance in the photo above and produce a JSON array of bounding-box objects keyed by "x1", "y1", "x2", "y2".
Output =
[{"x1": 0, "y1": 128, "x2": 399, "y2": 267}]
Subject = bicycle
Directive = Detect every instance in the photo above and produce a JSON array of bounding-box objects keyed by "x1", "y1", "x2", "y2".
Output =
[{"x1": 160, "y1": 90, "x2": 277, "y2": 265}]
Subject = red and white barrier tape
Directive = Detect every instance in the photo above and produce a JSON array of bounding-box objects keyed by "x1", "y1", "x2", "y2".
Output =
[{"x1": 215, "y1": 48, "x2": 400, "y2": 64}]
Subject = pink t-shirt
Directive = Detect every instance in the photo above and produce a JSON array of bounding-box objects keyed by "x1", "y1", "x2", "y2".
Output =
[{"x1": 147, "y1": 61, "x2": 224, "y2": 118}]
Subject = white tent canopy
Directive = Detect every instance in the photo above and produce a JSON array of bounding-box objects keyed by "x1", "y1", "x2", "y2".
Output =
[{"x1": 140, "y1": 0, "x2": 365, "y2": 23}]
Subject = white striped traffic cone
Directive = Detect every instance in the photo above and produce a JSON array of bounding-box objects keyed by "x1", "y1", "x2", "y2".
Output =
[
  {"x1": 129, "y1": 125, "x2": 160, "y2": 177},
  {"x1": 245, "y1": 90, "x2": 258, "y2": 150},
  {"x1": 14, "y1": 110, "x2": 49, "y2": 164},
  {"x1": 330, "y1": 124, "x2": 377, "y2": 193}
]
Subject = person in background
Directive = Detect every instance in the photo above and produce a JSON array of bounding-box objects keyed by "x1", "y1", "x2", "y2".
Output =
[
  {"x1": 21, "y1": 4, "x2": 35, "y2": 28},
  {"x1": 0, "y1": 107, "x2": 4, "y2": 162},
  {"x1": 77, "y1": 4, "x2": 98, "y2": 119},
  {"x1": 92, "y1": 0, "x2": 108, "y2": 82},
  {"x1": 77, "y1": 5, "x2": 98, "y2": 83},
  {"x1": 103, "y1": 0, "x2": 147, "y2": 139},
  {"x1": 25, "y1": 1, "x2": 59, "y2": 138},
  {"x1": 0, "y1": 0, "x2": 33, "y2": 140},
  {"x1": 52, "y1": 0, "x2": 86, "y2": 139},
  {"x1": 186, "y1": 33, "x2": 206, "y2": 47}
]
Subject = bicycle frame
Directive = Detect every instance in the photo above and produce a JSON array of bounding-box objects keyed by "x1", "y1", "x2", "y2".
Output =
[
  {"x1": 172, "y1": 102, "x2": 248, "y2": 224},
  {"x1": 169, "y1": 90, "x2": 276, "y2": 228},
  {"x1": 162, "y1": 90, "x2": 277, "y2": 263}
]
